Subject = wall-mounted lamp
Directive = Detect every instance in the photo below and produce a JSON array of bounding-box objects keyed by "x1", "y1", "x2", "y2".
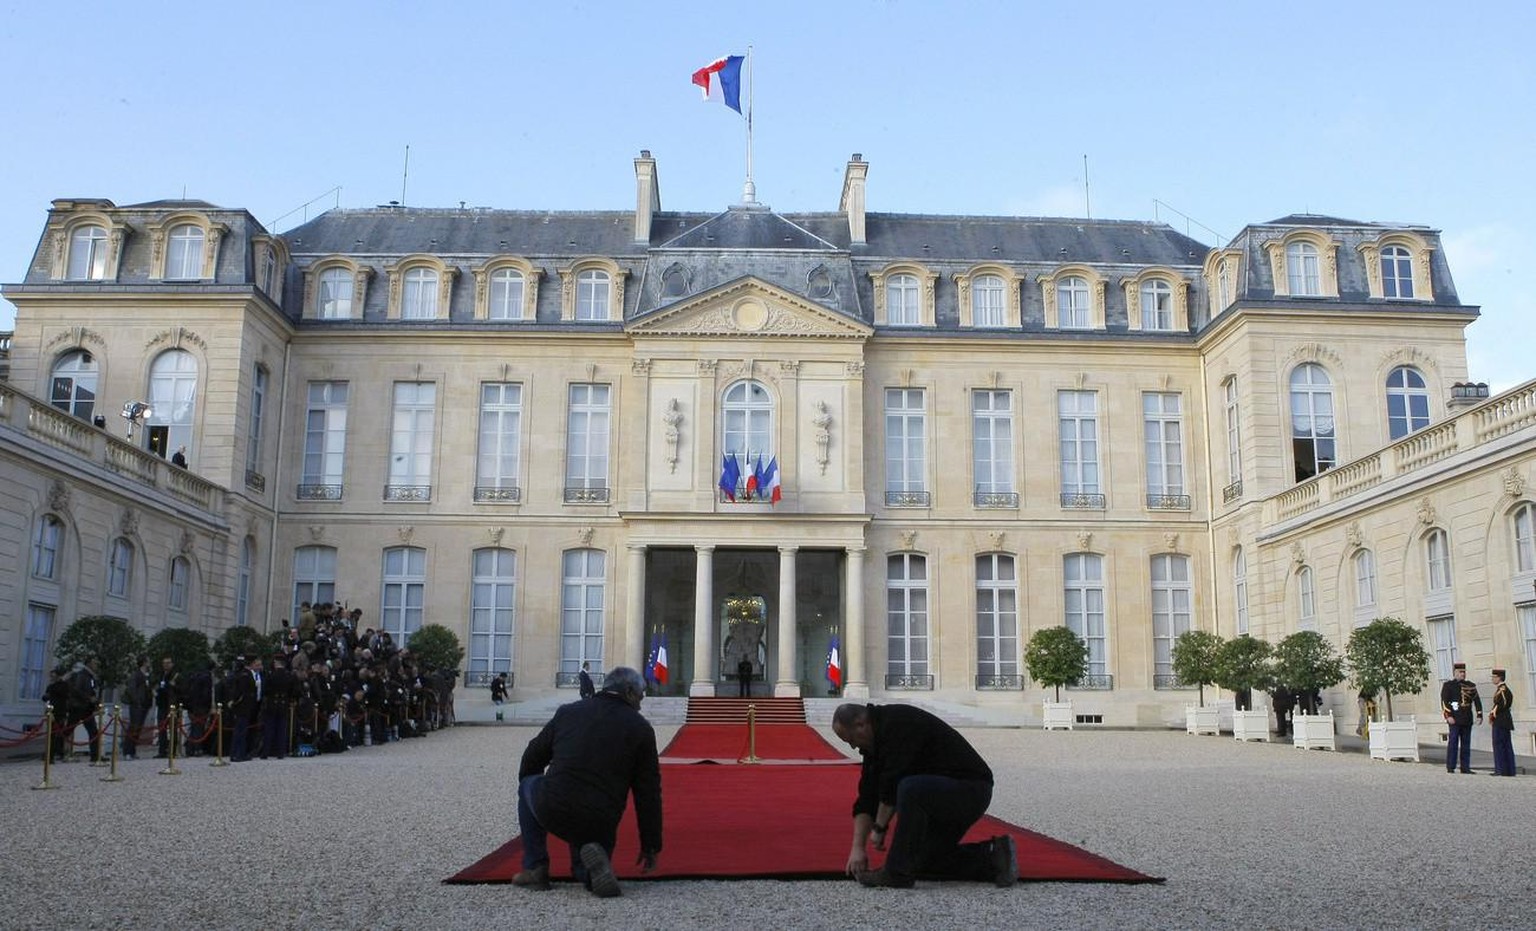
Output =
[{"x1": 120, "y1": 400, "x2": 153, "y2": 439}]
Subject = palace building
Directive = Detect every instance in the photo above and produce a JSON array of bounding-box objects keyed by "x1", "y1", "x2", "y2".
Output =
[{"x1": 3, "y1": 152, "x2": 1533, "y2": 746}]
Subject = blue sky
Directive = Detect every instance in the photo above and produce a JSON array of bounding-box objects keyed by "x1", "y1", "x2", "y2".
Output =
[{"x1": 2, "y1": 1, "x2": 1531, "y2": 389}]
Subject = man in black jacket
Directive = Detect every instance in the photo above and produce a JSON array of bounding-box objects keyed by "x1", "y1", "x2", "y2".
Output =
[
  {"x1": 67, "y1": 656, "x2": 103, "y2": 762},
  {"x1": 513, "y1": 666, "x2": 662, "y2": 897},
  {"x1": 833, "y1": 702, "x2": 1016, "y2": 889},
  {"x1": 260, "y1": 655, "x2": 293, "y2": 758},
  {"x1": 123, "y1": 655, "x2": 152, "y2": 760},
  {"x1": 154, "y1": 656, "x2": 181, "y2": 757},
  {"x1": 225, "y1": 655, "x2": 261, "y2": 762}
]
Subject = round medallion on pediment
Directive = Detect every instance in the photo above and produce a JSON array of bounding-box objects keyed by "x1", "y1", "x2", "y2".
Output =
[{"x1": 732, "y1": 299, "x2": 769, "y2": 332}]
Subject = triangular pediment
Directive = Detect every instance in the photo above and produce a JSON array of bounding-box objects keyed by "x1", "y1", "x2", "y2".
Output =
[{"x1": 628, "y1": 277, "x2": 872, "y2": 340}]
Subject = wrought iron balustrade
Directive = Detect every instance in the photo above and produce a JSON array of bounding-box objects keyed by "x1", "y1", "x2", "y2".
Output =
[
  {"x1": 1060, "y1": 492, "x2": 1106, "y2": 509},
  {"x1": 973, "y1": 490, "x2": 1019, "y2": 508},
  {"x1": 244, "y1": 469, "x2": 266, "y2": 493},
  {"x1": 474, "y1": 485, "x2": 522, "y2": 503},
  {"x1": 1146, "y1": 493, "x2": 1191, "y2": 510},
  {"x1": 884, "y1": 673, "x2": 935, "y2": 690},
  {"x1": 1153, "y1": 674, "x2": 1191, "y2": 690},
  {"x1": 296, "y1": 483, "x2": 343, "y2": 500},
  {"x1": 1068, "y1": 674, "x2": 1115, "y2": 691},
  {"x1": 464, "y1": 671, "x2": 513, "y2": 688},
  {"x1": 885, "y1": 490, "x2": 931, "y2": 507},
  {"x1": 1222, "y1": 480, "x2": 1244, "y2": 503},
  {"x1": 384, "y1": 484, "x2": 432, "y2": 502},
  {"x1": 975, "y1": 674, "x2": 1025, "y2": 690},
  {"x1": 564, "y1": 485, "x2": 610, "y2": 504}
]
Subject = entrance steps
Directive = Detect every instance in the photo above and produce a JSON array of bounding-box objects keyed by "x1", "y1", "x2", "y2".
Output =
[{"x1": 686, "y1": 696, "x2": 806, "y2": 725}]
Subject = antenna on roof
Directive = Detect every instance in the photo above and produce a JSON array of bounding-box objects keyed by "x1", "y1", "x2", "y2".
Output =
[
  {"x1": 1082, "y1": 155, "x2": 1091, "y2": 220},
  {"x1": 400, "y1": 145, "x2": 410, "y2": 207}
]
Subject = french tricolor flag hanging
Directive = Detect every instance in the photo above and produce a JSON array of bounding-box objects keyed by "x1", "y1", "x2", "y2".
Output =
[
  {"x1": 826, "y1": 636, "x2": 843, "y2": 691},
  {"x1": 654, "y1": 634, "x2": 670, "y2": 686},
  {"x1": 692, "y1": 55, "x2": 745, "y2": 114}
]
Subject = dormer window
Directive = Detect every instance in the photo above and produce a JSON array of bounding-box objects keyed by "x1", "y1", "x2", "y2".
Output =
[
  {"x1": 68, "y1": 225, "x2": 109, "y2": 280},
  {"x1": 318, "y1": 268, "x2": 353, "y2": 318},
  {"x1": 886, "y1": 273, "x2": 920, "y2": 325},
  {"x1": 1141, "y1": 279, "x2": 1173, "y2": 330},
  {"x1": 1286, "y1": 241, "x2": 1320, "y2": 296},
  {"x1": 402, "y1": 268, "x2": 439, "y2": 319},
  {"x1": 166, "y1": 224, "x2": 205, "y2": 279},
  {"x1": 1381, "y1": 245, "x2": 1414, "y2": 298},
  {"x1": 490, "y1": 268, "x2": 525, "y2": 320},
  {"x1": 1059, "y1": 276, "x2": 1090, "y2": 328},
  {"x1": 576, "y1": 269, "x2": 610, "y2": 321},
  {"x1": 972, "y1": 274, "x2": 1005, "y2": 327}
]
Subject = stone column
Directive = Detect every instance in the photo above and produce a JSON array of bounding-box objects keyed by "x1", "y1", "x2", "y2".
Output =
[
  {"x1": 626, "y1": 544, "x2": 646, "y2": 671},
  {"x1": 775, "y1": 546, "x2": 800, "y2": 697},
  {"x1": 843, "y1": 546, "x2": 869, "y2": 699},
  {"x1": 690, "y1": 545, "x2": 716, "y2": 696}
]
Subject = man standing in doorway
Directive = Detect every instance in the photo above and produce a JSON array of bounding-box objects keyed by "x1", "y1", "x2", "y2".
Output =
[{"x1": 1440, "y1": 662, "x2": 1483, "y2": 774}]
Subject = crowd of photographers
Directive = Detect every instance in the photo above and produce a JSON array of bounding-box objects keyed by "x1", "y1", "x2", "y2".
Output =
[{"x1": 44, "y1": 602, "x2": 459, "y2": 763}]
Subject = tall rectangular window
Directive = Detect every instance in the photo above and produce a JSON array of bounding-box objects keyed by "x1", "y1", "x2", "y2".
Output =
[
  {"x1": 1064, "y1": 553, "x2": 1107, "y2": 677},
  {"x1": 168, "y1": 557, "x2": 189, "y2": 611},
  {"x1": 886, "y1": 274, "x2": 919, "y2": 326},
  {"x1": 1298, "y1": 567, "x2": 1317, "y2": 631},
  {"x1": 1143, "y1": 392, "x2": 1185, "y2": 502},
  {"x1": 1426, "y1": 530, "x2": 1452, "y2": 593},
  {"x1": 107, "y1": 538, "x2": 133, "y2": 598},
  {"x1": 381, "y1": 546, "x2": 427, "y2": 645},
  {"x1": 1151, "y1": 554, "x2": 1192, "y2": 680},
  {"x1": 388, "y1": 382, "x2": 436, "y2": 491},
  {"x1": 1521, "y1": 604, "x2": 1536, "y2": 695},
  {"x1": 477, "y1": 383, "x2": 523, "y2": 498},
  {"x1": 1233, "y1": 548, "x2": 1249, "y2": 636},
  {"x1": 1514, "y1": 503, "x2": 1535, "y2": 573},
  {"x1": 292, "y1": 546, "x2": 336, "y2": 622},
  {"x1": 470, "y1": 548, "x2": 517, "y2": 679},
  {"x1": 246, "y1": 365, "x2": 267, "y2": 475},
  {"x1": 566, "y1": 383, "x2": 611, "y2": 496},
  {"x1": 235, "y1": 539, "x2": 253, "y2": 627},
  {"x1": 1224, "y1": 378, "x2": 1242, "y2": 489},
  {"x1": 972, "y1": 275, "x2": 1005, "y2": 327},
  {"x1": 302, "y1": 382, "x2": 349, "y2": 493},
  {"x1": 1058, "y1": 390, "x2": 1100, "y2": 498},
  {"x1": 560, "y1": 549, "x2": 606, "y2": 674},
  {"x1": 975, "y1": 554, "x2": 1018, "y2": 679},
  {"x1": 1427, "y1": 615, "x2": 1458, "y2": 680},
  {"x1": 19, "y1": 604, "x2": 55, "y2": 701},
  {"x1": 884, "y1": 388, "x2": 927, "y2": 501},
  {"x1": 886, "y1": 554, "x2": 929, "y2": 679},
  {"x1": 972, "y1": 389, "x2": 1014, "y2": 498},
  {"x1": 1354, "y1": 549, "x2": 1378, "y2": 615},
  {"x1": 32, "y1": 515, "x2": 61, "y2": 580}
]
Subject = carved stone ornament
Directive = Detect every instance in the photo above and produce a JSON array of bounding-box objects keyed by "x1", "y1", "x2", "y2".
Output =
[
  {"x1": 897, "y1": 530, "x2": 918, "y2": 551},
  {"x1": 989, "y1": 531, "x2": 1006, "y2": 551},
  {"x1": 179, "y1": 529, "x2": 195, "y2": 555},
  {"x1": 1078, "y1": 531, "x2": 1093, "y2": 550},
  {"x1": 1503, "y1": 466, "x2": 1526, "y2": 499},
  {"x1": 845, "y1": 360, "x2": 865, "y2": 376},
  {"x1": 120, "y1": 506, "x2": 139, "y2": 537},
  {"x1": 812, "y1": 401, "x2": 833, "y2": 474},
  {"x1": 48, "y1": 479, "x2": 71, "y2": 513},
  {"x1": 397, "y1": 526, "x2": 414, "y2": 544},
  {"x1": 1416, "y1": 497, "x2": 1436, "y2": 526},
  {"x1": 578, "y1": 526, "x2": 596, "y2": 547},
  {"x1": 1291, "y1": 542, "x2": 1306, "y2": 566},
  {"x1": 308, "y1": 525, "x2": 326, "y2": 542},
  {"x1": 1164, "y1": 532, "x2": 1180, "y2": 553},
  {"x1": 1345, "y1": 522, "x2": 1363, "y2": 549},
  {"x1": 631, "y1": 358, "x2": 652, "y2": 376},
  {"x1": 488, "y1": 527, "x2": 505, "y2": 546},
  {"x1": 662, "y1": 398, "x2": 684, "y2": 473}
]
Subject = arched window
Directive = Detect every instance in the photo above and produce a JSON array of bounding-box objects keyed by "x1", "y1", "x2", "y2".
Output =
[
  {"x1": 560, "y1": 549, "x2": 606, "y2": 676},
  {"x1": 1297, "y1": 566, "x2": 1316, "y2": 631},
  {"x1": 68, "y1": 225, "x2": 109, "y2": 280},
  {"x1": 107, "y1": 537, "x2": 134, "y2": 598},
  {"x1": 975, "y1": 554, "x2": 1019, "y2": 681},
  {"x1": 318, "y1": 268, "x2": 353, "y2": 318},
  {"x1": 1290, "y1": 363, "x2": 1336, "y2": 481},
  {"x1": 1381, "y1": 245, "x2": 1414, "y2": 299},
  {"x1": 50, "y1": 349, "x2": 98, "y2": 420},
  {"x1": 1354, "y1": 549, "x2": 1378, "y2": 613},
  {"x1": 1286, "y1": 241, "x2": 1320, "y2": 295},
  {"x1": 1141, "y1": 279, "x2": 1173, "y2": 330},
  {"x1": 166, "y1": 224, "x2": 205, "y2": 279},
  {"x1": 488, "y1": 268, "x2": 524, "y2": 320},
  {"x1": 470, "y1": 548, "x2": 517, "y2": 680},
  {"x1": 380, "y1": 546, "x2": 427, "y2": 644},
  {"x1": 1232, "y1": 547, "x2": 1249, "y2": 635},
  {"x1": 971, "y1": 274, "x2": 1005, "y2": 327},
  {"x1": 1058, "y1": 275, "x2": 1090, "y2": 328},
  {"x1": 886, "y1": 273, "x2": 919, "y2": 326},
  {"x1": 292, "y1": 545, "x2": 336, "y2": 621},
  {"x1": 1426, "y1": 529, "x2": 1452, "y2": 592},
  {"x1": 576, "y1": 269, "x2": 610, "y2": 321},
  {"x1": 1514, "y1": 502, "x2": 1536, "y2": 573},
  {"x1": 1386, "y1": 365, "x2": 1430, "y2": 440},
  {"x1": 168, "y1": 556, "x2": 190, "y2": 611},
  {"x1": 235, "y1": 538, "x2": 253, "y2": 627},
  {"x1": 1152, "y1": 554, "x2": 1192, "y2": 678},
  {"x1": 722, "y1": 380, "x2": 774, "y2": 473},
  {"x1": 886, "y1": 553, "x2": 929, "y2": 678},
  {"x1": 402, "y1": 267, "x2": 439, "y2": 319},
  {"x1": 146, "y1": 349, "x2": 198, "y2": 459},
  {"x1": 1064, "y1": 553, "x2": 1107, "y2": 675},
  {"x1": 31, "y1": 515, "x2": 62, "y2": 580}
]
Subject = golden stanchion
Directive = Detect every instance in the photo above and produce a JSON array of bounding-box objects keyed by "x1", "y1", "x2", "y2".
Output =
[
  {"x1": 101, "y1": 705, "x2": 125, "y2": 782},
  {"x1": 208, "y1": 703, "x2": 228, "y2": 768},
  {"x1": 88, "y1": 704, "x2": 108, "y2": 767},
  {"x1": 159, "y1": 704, "x2": 182, "y2": 775},
  {"x1": 32, "y1": 708, "x2": 59, "y2": 791},
  {"x1": 741, "y1": 703, "x2": 762, "y2": 764}
]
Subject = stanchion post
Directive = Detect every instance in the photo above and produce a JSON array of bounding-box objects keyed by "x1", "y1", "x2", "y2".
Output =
[
  {"x1": 102, "y1": 705, "x2": 125, "y2": 782},
  {"x1": 32, "y1": 708, "x2": 59, "y2": 791},
  {"x1": 89, "y1": 704, "x2": 108, "y2": 767},
  {"x1": 159, "y1": 704, "x2": 182, "y2": 775},
  {"x1": 742, "y1": 703, "x2": 761, "y2": 764},
  {"x1": 209, "y1": 703, "x2": 228, "y2": 768}
]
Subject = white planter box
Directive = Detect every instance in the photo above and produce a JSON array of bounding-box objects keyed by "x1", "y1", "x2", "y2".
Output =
[
  {"x1": 1185, "y1": 704, "x2": 1220, "y2": 736},
  {"x1": 1232, "y1": 709, "x2": 1270, "y2": 742},
  {"x1": 1368, "y1": 716, "x2": 1420, "y2": 762},
  {"x1": 1292, "y1": 711, "x2": 1336, "y2": 751},
  {"x1": 1042, "y1": 701, "x2": 1074, "y2": 731}
]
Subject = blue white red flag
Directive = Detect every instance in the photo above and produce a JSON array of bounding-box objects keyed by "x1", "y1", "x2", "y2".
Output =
[
  {"x1": 691, "y1": 55, "x2": 745, "y2": 114},
  {"x1": 744, "y1": 454, "x2": 761, "y2": 500},
  {"x1": 645, "y1": 634, "x2": 660, "y2": 684},
  {"x1": 654, "y1": 635, "x2": 670, "y2": 686},
  {"x1": 719, "y1": 453, "x2": 741, "y2": 501},
  {"x1": 762, "y1": 455, "x2": 781, "y2": 504},
  {"x1": 826, "y1": 636, "x2": 843, "y2": 690}
]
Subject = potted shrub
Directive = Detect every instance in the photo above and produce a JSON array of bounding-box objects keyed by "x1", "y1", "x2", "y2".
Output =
[
  {"x1": 1273, "y1": 631, "x2": 1346, "y2": 750},
  {"x1": 1345, "y1": 617, "x2": 1431, "y2": 762},
  {"x1": 1024, "y1": 626, "x2": 1087, "y2": 730},
  {"x1": 1215, "y1": 635, "x2": 1274, "y2": 741},
  {"x1": 1172, "y1": 630, "x2": 1224, "y2": 735}
]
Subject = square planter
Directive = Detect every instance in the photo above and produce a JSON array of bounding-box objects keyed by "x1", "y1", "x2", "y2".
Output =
[
  {"x1": 1042, "y1": 701, "x2": 1074, "y2": 731},
  {"x1": 1292, "y1": 711, "x2": 1336, "y2": 751},
  {"x1": 1368, "y1": 716, "x2": 1420, "y2": 762},
  {"x1": 1232, "y1": 708, "x2": 1270, "y2": 742},
  {"x1": 1185, "y1": 704, "x2": 1220, "y2": 736}
]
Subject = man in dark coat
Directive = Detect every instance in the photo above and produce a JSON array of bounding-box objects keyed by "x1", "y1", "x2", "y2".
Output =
[
  {"x1": 123, "y1": 655, "x2": 152, "y2": 760},
  {"x1": 182, "y1": 661, "x2": 213, "y2": 757},
  {"x1": 42, "y1": 667, "x2": 73, "y2": 760},
  {"x1": 737, "y1": 657, "x2": 753, "y2": 697},
  {"x1": 67, "y1": 656, "x2": 103, "y2": 762},
  {"x1": 1488, "y1": 668, "x2": 1516, "y2": 777},
  {"x1": 1270, "y1": 686, "x2": 1295, "y2": 737},
  {"x1": 260, "y1": 654, "x2": 293, "y2": 758},
  {"x1": 154, "y1": 656, "x2": 181, "y2": 757},
  {"x1": 578, "y1": 662, "x2": 595, "y2": 699},
  {"x1": 226, "y1": 655, "x2": 262, "y2": 762},
  {"x1": 513, "y1": 667, "x2": 662, "y2": 898},
  {"x1": 1440, "y1": 662, "x2": 1483, "y2": 773},
  {"x1": 832, "y1": 702, "x2": 1017, "y2": 889}
]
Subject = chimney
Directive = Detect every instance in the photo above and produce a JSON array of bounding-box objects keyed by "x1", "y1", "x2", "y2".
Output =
[
  {"x1": 633, "y1": 150, "x2": 660, "y2": 244},
  {"x1": 1446, "y1": 381, "x2": 1490, "y2": 411},
  {"x1": 839, "y1": 153, "x2": 868, "y2": 246}
]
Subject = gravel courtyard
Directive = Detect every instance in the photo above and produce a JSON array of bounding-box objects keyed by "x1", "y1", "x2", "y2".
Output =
[{"x1": 2, "y1": 723, "x2": 1530, "y2": 930}]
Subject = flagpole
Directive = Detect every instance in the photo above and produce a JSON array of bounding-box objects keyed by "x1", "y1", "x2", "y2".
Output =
[{"x1": 742, "y1": 45, "x2": 756, "y2": 205}]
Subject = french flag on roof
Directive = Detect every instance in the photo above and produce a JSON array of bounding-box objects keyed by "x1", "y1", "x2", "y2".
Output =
[{"x1": 691, "y1": 55, "x2": 745, "y2": 114}]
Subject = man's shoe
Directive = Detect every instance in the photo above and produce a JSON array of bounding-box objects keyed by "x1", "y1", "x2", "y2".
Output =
[
  {"x1": 855, "y1": 867, "x2": 915, "y2": 888},
  {"x1": 511, "y1": 863, "x2": 551, "y2": 891},
  {"x1": 991, "y1": 835, "x2": 1018, "y2": 887},
  {"x1": 579, "y1": 843, "x2": 622, "y2": 898}
]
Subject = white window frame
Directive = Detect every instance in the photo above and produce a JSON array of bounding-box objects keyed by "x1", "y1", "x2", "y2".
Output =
[
  {"x1": 235, "y1": 538, "x2": 253, "y2": 627},
  {"x1": 1386, "y1": 365, "x2": 1431, "y2": 440},
  {"x1": 166, "y1": 224, "x2": 204, "y2": 280},
  {"x1": 560, "y1": 548, "x2": 606, "y2": 674},
  {"x1": 1426, "y1": 529, "x2": 1452, "y2": 593},
  {"x1": 575, "y1": 269, "x2": 610, "y2": 321},
  {"x1": 1058, "y1": 390, "x2": 1100, "y2": 497},
  {"x1": 380, "y1": 546, "x2": 427, "y2": 646},
  {"x1": 388, "y1": 382, "x2": 436, "y2": 488},
  {"x1": 477, "y1": 383, "x2": 523, "y2": 495},
  {"x1": 1141, "y1": 279, "x2": 1173, "y2": 330},
  {"x1": 146, "y1": 349, "x2": 198, "y2": 460},
  {"x1": 1058, "y1": 276, "x2": 1090, "y2": 329},
  {"x1": 565, "y1": 383, "x2": 611, "y2": 493},
  {"x1": 1224, "y1": 377, "x2": 1242, "y2": 488},
  {"x1": 975, "y1": 553, "x2": 1019, "y2": 679},
  {"x1": 402, "y1": 267, "x2": 439, "y2": 319},
  {"x1": 302, "y1": 382, "x2": 349, "y2": 488},
  {"x1": 1286, "y1": 241, "x2": 1321, "y2": 296},
  {"x1": 1381, "y1": 245, "x2": 1414, "y2": 299},
  {"x1": 246, "y1": 365, "x2": 267, "y2": 475},
  {"x1": 1290, "y1": 363, "x2": 1336, "y2": 481},
  {"x1": 292, "y1": 545, "x2": 336, "y2": 622},
  {"x1": 1298, "y1": 566, "x2": 1316, "y2": 631},
  {"x1": 1143, "y1": 392, "x2": 1185, "y2": 500},
  {"x1": 50, "y1": 349, "x2": 99, "y2": 420},
  {"x1": 318, "y1": 268, "x2": 353, "y2": 319},
  {"x1": 470, "y1": 547, "x2": 517, "y2": 678},
  {"x1": 886, "y1": 273, "x2": 920, "y2": 326},
  {"x1": 107, "y1": 537, "x2": 133, "y2": 598},
  {"x1": 19, "y1": 604, "x2": 56, "y2": 701},
  {"x1": 1354, "y1": 548, "x2": 1378, "y2": 619},
  {"x1": 1514, "y1": 502, "x2": 1536, "y2": 573},
  {"x1": 971, "y1": 274, "x2": 1005, "y2": 328},
  {"x1": 168, "y1": 556, "x2": 190, "y2": 612},
  {"x1": 886, "y1": 553, "x2": 929, "y2": 678},
  {"x1": 1427, "y1": 615, "x2": 1459, "y2": 680},
  {"x1": 68, "y1": 225, "x2": 109, "y2": 280},
  {"x1": 1233, "y1": 547, "x2": 1249, "y2": 636},
  {"x1": 1520, "y1": 604, "x2": 1536, "y2": 696},
  {"x1": 489, "y1": 268, "x2": 525, "y2": 321},
  {"x1": 31, "y1": 514, "x2": 61, "y2": 580},
  {"x1": 1152, "y1": 554, "x2": 1192, "y2": 679},
  {"x1": 972, "y1": 389, "x2": 1014, "y2": 496},
  {"x1": 884, "y1": 388, "x2": 927, "y2": 496},
  {"x1": 722, "y1": 380, "x2": 774, "y2": 473},
  {"x1": 1064, "y1": 553, "x2": 1107, "y2": 676}
]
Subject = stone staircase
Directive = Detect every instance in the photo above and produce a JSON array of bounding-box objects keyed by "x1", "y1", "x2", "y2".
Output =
[{"x1": 685, "y1": 696, "x2": 806, "y2": 725}]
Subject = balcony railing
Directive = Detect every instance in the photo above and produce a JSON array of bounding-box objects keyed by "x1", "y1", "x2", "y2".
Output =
[
  {"x1": 885, "y1": 490, "x2": 931, "y2": 508},
  {"x1": 718, "y1": 483, "x2": 776, "y2": 503},
  {"x1": 564, "y1": 485, "x2": 610, "y2": 504},
  {"x1": 974, "y1": 673, "x2": 1025, "y2": 690},
  {"x1": 384, "y1": 484, "x2": 432, "y2": 502},
  {"x1": 885, "y1": 673, "x2": 934, "y2": 690},
  {"x1": 244, "y1": 469, "x2": 266, "y2": 493},
  {"x1": 555, "y1": 672, "x2": 583, "y2": 688},
  {"x1": 297, "y1": 483, "x2": 344, "y2": 500},
  {"x1": 1153, "y1": 674, "x2": 1192, "y2": 690},
  {"x1": 1068, "y1": 674, "x2": 1115, "y2": 691},
  {"x1": 1060, "y1": 492, "x2": 1106, "y2": 510},
  {"x1": 1146, "y1": 493, "x2": 1191, "y2": 510},
  {"x1": 474, "y1": 484, "x2": 522, "y2": 503},
  {"x1": 973, "y1": 490, "x2": 1019, "y2": 509},
  {"x1": 1221, "y1": 480, "x2": 1243, "y2": 503},
  {"x1": 463, "y1": 671, "x2": 512, "y2": 689}
]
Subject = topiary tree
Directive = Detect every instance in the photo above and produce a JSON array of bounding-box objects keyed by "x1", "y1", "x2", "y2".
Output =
[
  {"x1": 56, "y1": 615, "x2": 145, "y2": 692},
  {"x1": 1024, "y1": 626, "x2": 1088, "y2": 702},
  {"x1": 145, "y1": 627, "x2": 214, "y2": 678},
  {"x1": 1171, "y1": 630, "x2": 1225, "y2": 707},
  {"x1": 1214, "y1": 635, "x2": 1274, "y2": 711},
  {"x1": 1346, "y1": 616, "x2": 1431, "y2": 720},
  {"x1": 407, "y1": 624, "x2": 465, "y2": 673},
  {"x1": 212, "y1": 625, "x2": 271, "y2": 672},
  {"x1": 1272, "y1": 631, "x2": 1346, "y2": 714}
]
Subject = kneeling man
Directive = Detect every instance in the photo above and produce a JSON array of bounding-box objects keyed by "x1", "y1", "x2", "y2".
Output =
[{"x1": 832, "y1": 702, "x2": 1016, "y2": 888}]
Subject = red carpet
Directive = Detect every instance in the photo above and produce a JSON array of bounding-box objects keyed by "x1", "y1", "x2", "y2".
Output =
[
  {"x1": 659, "y1": 723, "x2": 849, "y2": 762},
  {"x1": 445, "y1": 724, "x2": 1160, "y2": 885}
]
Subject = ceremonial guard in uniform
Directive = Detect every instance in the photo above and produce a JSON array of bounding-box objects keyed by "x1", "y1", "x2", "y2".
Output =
[
  {"x1": 1439, "y1": 662, "x2": 1483, "y2": 773},
  {"x1": 1488, "y1": 668, "x2": 1516, "y2": 777},
  {"x1": 226, "y1": 655, "x2": 262, "y2": 762}
]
